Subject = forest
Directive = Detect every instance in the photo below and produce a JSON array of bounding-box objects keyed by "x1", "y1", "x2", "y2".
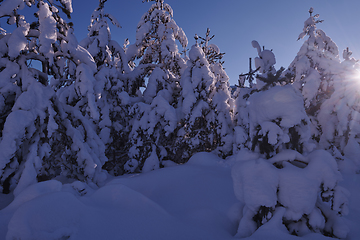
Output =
[{"x1": 0, "y1": 0, "x2": 359, "y2": 239}]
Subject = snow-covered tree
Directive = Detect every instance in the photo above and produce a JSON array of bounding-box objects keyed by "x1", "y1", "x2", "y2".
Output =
[
  {"x1": 172, "y1": 44, "x2": 217, "y2": 163},
  {"x1": 233, "y1": 41, "x2": 309, "y2": 158},
  {"x1": 126, "y1": 0, "x2": 187, "y2": 98},
  {"x1": 251, "y1": 40, "x2": 277, "y2": 89},
  {"x1": 0, "y1": 0, "x2": 107, "y2": 193},
  {"x1": 124, "y1": 0, "x2": 188, "y2": 171},
  {"x1": 128, "y1": 0, "x2": 187, "y2": 76},
  {"x1": 232, "y1": 38, "x2": 349, "y2": 239},
  {"x1": 232, "y1": 86, "x2": 251, "y2": 154},
  {"x1": 0, "y1": 0, "x2": 75, "y2": 193},
  {"x1": 317, "y1": 48, "x2": 360, "y2": 172},
  {"x1": 289, "y1": 8, "x2": 342, "y2": 141},
  {"x1": 195, "y1": 28, "x2": 225, "y2": 66},
  {"x1": 77, "y1": 0, "x2": 136, "y2": 176},
  {"x1": 195, "y1": 29, "x2": 234, "y2": 157},
  {"x1": 127, "y1": 91, "x2": 177, "y2": 173},
  {"x1": 211, "y1": 63, "x2": 234, "y2": 158},
  {"x1": 248, "y1": 85, "x2": 311, "y2": 158}
]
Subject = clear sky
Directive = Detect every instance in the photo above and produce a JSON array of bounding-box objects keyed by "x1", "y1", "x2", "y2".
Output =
[{"x1": 5, "y1": 0, "x2": 360, "y2": 86}]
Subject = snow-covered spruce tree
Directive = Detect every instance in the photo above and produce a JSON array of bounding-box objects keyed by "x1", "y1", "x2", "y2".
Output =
[
  {"x1": 317, "y1": 48, "x2": 360, "y2": 172},
  {"x1": 195, "y1": 29, "x2": 234, "y2": 158},
  {"x1": 78, "y1": 0, "x2": 135, "y2": 175},
  {"x1": 251, "y1": 40, "x2": 277, "y2": 90},
  {"x1": 232, "y1": 84, "x2": 251, "y2": 154},
  {"x1": 171, "y1": 44, "x2": 218, "y2": 163},
  {"x1": 0, "y1": 0, "x2": 107, "y2": 194},
  {"x1": 233, "y1": 41, "x2": 310, "y2": 159},
  {"x1": 231, "y1": 40, "x2": 349, "y2": 239},
  {"x1": 127, "y1": 87, "x2": 178, "y2": 173},
  {"x1": 289, "y1": 8, "x2": 342, "y2": 141},
  {"x1": 125, "y1": 0, "x2": 188, "y2": 172},
  {"x1": 232, "y1": 54, "x2": 261, "y2": 154},
  {"x1": 233, "y1": 41, "x2": 279, "y2": 154},
  {"x1": 126, "y1": 0, "x2": 188, "y2": 97},
  {"x1": 231, "y1": 43, "x2": 349, "y2": 239},
  {"x1": 195, "y1": 28, "x2": 225, "y2": 66}
]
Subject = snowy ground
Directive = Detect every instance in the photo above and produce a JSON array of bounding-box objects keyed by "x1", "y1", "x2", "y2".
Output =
[{"x1": 0, "y1": 152, "x2": 358, "y2": 240}]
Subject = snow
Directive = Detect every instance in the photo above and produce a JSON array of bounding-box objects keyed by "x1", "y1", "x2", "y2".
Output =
[
  {"x1": 38, "y1": 2, "x2": 57, "y2": 65},
  {"x1": 60, "y1": 0, "x2": 73, "y2": 13},
  {"x1": 248, "y1": 85, "x2": 307, "y2": 129},
  {"x1": 0, "y1": 152, "x2": 358, "y2": 240},
  {"x1": 0, "y1": 0, "x2": 23, "y2": 17},
  {"x1": 8, "y1": 22, "x2": 29, "y2": 59}
]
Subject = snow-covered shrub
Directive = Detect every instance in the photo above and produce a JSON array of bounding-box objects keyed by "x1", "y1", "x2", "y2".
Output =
[{"x1": 232, "y1": 149, "x2": 349, "y2": 239}]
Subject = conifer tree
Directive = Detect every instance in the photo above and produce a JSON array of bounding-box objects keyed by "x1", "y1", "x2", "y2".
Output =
[
  {"x1": 126, "y1": 0, "x2": 188, "y2": 97},
  {"x1": 289, "y1": 8, "x2": 341, "y2": 141},
  {"x1": 125, "y1": 0, "x2": 188, "y2": 172},
  {"x1": 172, "y1": 44, "x2": 217, "y2": 163},
  {"x1": 78, "y1": 0, "x2": 135, "y2": 175},
  {"x1": 0, "y1": 0, "x2": 107, "y2": 193},
  {"x1": 234, "y1": 41, "x2": 310, "y2": 158},
  {"x1": 196, "y1": 29, "x2": 234, "y2": 158},
  {"x1": 317, "y1": 48, "x2": 360, "y2": 172}
]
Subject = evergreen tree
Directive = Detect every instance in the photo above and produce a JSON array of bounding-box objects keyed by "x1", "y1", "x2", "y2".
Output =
[
  {"x1": 289, "y1": 8, "x2": 341, "y2": 141},
  {"x1": 78, "y1": 0, "x2": 135, "y2": 176},
  {"x1": 127, "y1": 0, "x2": 188, "y2": 97},
  {"x1": 0, "y1": 0, "x2": 107, "y2": 194},
  {"x1": 173, "y1": 44, "x2": 217, "y2": 163},
  {"x1": 317, "y1": 48, "x2": 360, "y2": 172},
  {"x1": 234, "y1": 41, "x2": 310, "y2": 159},
  {"x1": 196, "y1": 29, "x2": 234, "y2": 158},
  {"x1": 232, "y1": 45, "x2": 348, "y2": 240},
  {"x1": 125, "y1": 0, "x2": 188, "y2": 172},
  {"x1": 127, "y1": 91, "x2": 177, "y2": 172}
]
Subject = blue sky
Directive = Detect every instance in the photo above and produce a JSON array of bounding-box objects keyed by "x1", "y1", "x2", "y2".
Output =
[{"x1": 3, "y1": 0, "x2": 360, "y2": 86}]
